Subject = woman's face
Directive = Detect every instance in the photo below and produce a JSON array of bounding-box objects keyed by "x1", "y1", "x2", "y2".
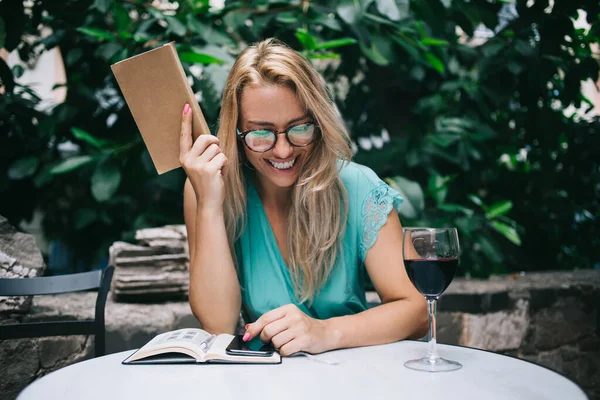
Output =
[{"x1": 238, "y1": 84, "x2": 316, "y2": 192}]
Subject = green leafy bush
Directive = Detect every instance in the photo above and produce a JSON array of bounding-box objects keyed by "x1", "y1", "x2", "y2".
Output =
[{"x1": 0, "y1": 0, "x2": 598, "y2": 276}]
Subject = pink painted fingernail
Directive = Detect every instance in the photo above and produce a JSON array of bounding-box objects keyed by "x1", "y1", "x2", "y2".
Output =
[
  {"x1": 183, "y1": 103, "x2": 190, "y2": 115},
  {"x1": 242, "y1": 332, "x2": 250, "y2": 342}
]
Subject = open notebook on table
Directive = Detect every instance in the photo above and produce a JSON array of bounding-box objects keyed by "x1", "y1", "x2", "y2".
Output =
[{"x1": 122, "y1": 328, "x2": 281, "y2": 365}]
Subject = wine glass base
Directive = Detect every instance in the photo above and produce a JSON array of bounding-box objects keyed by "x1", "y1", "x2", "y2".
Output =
[{"x1": 404, "y1": 356, "x2": 462, "y2": 372}]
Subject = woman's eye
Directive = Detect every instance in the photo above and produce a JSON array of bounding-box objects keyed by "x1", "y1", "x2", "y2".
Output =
[
  {"x1": 290, "y1": 124, "x2": 311, "y2": 133},
  {"x1": 252, "y1": 130, "x2": 273, "y2": 137}
]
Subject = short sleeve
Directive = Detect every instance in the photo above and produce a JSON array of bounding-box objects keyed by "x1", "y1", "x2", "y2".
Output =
[{"x1": 352, "y1": 164, "x2": 403, "y2": 262}]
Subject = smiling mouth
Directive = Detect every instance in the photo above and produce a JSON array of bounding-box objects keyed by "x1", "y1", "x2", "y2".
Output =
[{"x1": 267, "y1": 157, "x2": 297, "y2": 170}]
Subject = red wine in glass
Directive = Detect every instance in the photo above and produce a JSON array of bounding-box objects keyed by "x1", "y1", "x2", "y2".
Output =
[
  {"x1": 405, "y1": 258, "x2": 458, "y2": 299},
  {"x1": 403, "y1": 228, "x2": 461, "y2": 372}
]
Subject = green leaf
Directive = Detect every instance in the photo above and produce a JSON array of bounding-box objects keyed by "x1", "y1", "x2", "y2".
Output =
[
  {"x1": 12, "y1": 64, "x2": 24, "y2": 79},
  {"x1": 422, "y1": 37, "x2": 448, "y2": 46},
  {"x1": 315, "y1": 37, "x2": 357, "y2": 50},
  {"x1": 477, "y1": 233, "x2": 504, "y2": 263},
  {"x1": 66, "y1": 48, "x2": 83, "y2": 65},
  {"x1": 424, "y1": 52, "x2": 445, "y2": 73},
  {"x1": 91, "y1": 159, "x2": 121, "y2": 202},
  {"x1": 8, "y1": 156, "x2": 39, "y2": 180},
  {"x1": 429, "y1": 133, "x2": 461, "y2": 148},
  {"x1": 179, "y1": 51, "x2": 225, "y2": 65},
  {"x1": 376, "y1": 0, "x2": 402, "y2": 21},
  {"x1": 74, "y1": 208, "x2": 98, "y2": 230},
  {"x1": 337, "y1": 4, "x2": 359, "y2": 25},
  {"x1": 482, "y1": 40, "x2": 504, "y2": 57},
  {"x1": 71, "y1": 127, "x2": 113, "y2": 149},
  {"x1": 147, "y1": 7, "x2": 164, "y2": 20},
  {"x1": 393, "y1": 35, "x2": 423, "y2": 62},
  {"x1": 470, "y1": 126, "x2": 496, "y2": 142},
  {"x1": 359, "y1": 41, "x2": 389, "y2": 66},
  {"x1": 438, "y1": 203, "x2": 474, "y2": 217},
  {"x1": 468, "y1": 194, "x2": 485, "y2": 209},
  {"x1": 276, "y1": 12, "x2": 298, "y2": 24},
  {"x1": 490, "y1": 221, "x2": 521, "y2": 246},
  {"x1": 385, "y1": 176, "x2": 424, "y2": 219},
  {"x1": 93, "y1": 0, "x2": 112, "y2": 13},
  {"x1": 165, "y1": 16, "x2": 186, "y2": 37},
  {"x1": 314, "y1": 14, "x2": 342, "y2": 31},
  {"x1": 0, "y1": 18, "x2": 5, "y2": 49},
  {"x1": 295, "y1": 29, "x2": 317, "y2": 50},
  {"x1": 76, "y1": 27, "x2": 114, "y2": 41},
  {"x1": 95, "y1": 42, "x2": 122, "y2": 61},
  {"x1": 515, "y1": 39, "x2": 535, "y2": 57},
  {"x1": 428, "y1": 174, "x2": 450, "y2": 204},
  {"x1": 112, "y1": 3, "x2": 130, "y2": 32},
  {"x1": 186, "y1": 14, "x2": 204, "y2": 34},
  {"x1": 50, "y1": 156, "x2": 95, "y2": 175},
  {"x1": 486, "y1": 201, "x2": 513, "y2": 219},
  {"x1": 308, "y1": 52, "x2": 341, "y2": 60}
]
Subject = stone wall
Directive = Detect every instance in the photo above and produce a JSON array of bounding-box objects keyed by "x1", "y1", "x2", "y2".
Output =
[
  {"x1": 0, "y1": 293, "x2": 200, "y2": 400},
  {"x1": 1, "y1": 270, "x2": 598, "y2": 400},
  {"x1": 438, "y1": 270, "x2": 600, "y2": 400}
]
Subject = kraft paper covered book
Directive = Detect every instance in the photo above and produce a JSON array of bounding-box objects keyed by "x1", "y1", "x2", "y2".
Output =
[
  {"x1": 122, "y1": 328, "x2": 282, "y2": 365},
  {"x1": 111, "y1": 42, "x2": 211, "y2": 174}
]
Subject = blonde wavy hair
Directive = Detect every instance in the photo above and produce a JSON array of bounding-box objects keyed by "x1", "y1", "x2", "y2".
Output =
[{"x1": 218, "y1": 38, "x2": 352, "y2": 304}]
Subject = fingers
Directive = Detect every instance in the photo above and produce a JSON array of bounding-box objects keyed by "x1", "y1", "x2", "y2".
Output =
[
  {"x1": 269, "y1": 328, "x2": 295, "y2": 350},
  {"x1": 179, "y1": 103, "x2": 193, "y2": 160},
  {"x1": 179, "y1": 103, "x2": 221, "y2": 168},
  {"x1": 208, "y1": 152, "x2": 228, "y2": 171},
  {"x1": 279, "y1": 339, "x2": 303, "y2": 356},
  {"x1": 246, "y1": 306, "x2": 288, "y2": 341},
  {"x1": 198, "y1": 143, "x2": 221, "y2": 164},
  {"x1": 259, "y1": 318, "x2": 290, "y2": 344},
  {"x1": 179, "y1": 135, "x2": 221, "y2": 171}
]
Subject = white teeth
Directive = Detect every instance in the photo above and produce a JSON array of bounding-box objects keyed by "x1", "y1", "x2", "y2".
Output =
[{"x1": 268, "y1": 158, "x2": 296, "y2": 170}]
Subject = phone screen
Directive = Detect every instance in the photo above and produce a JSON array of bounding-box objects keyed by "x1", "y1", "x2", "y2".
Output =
[{"x1": 225, "y1": 335, "x2": 275, "y2": 357}]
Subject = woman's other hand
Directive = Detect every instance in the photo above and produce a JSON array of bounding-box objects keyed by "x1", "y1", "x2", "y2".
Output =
[
  {"x1": 244, "y1": 304, "x2": 337, "y2": 356},
  {"x1": 179, "y1": 103, "x2": 227, "y2": 211}
]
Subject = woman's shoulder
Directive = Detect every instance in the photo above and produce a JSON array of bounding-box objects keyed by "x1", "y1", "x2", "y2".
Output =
[{"x1": 338, "y1": 160, "x2": 384, "y2": 189}]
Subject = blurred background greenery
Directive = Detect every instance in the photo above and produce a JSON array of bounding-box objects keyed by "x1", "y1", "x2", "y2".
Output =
[{"x1": 0, "y1": 0, "x2": 598, "y2": 277}]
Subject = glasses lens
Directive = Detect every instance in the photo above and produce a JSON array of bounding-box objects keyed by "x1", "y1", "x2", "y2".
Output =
[
  {"x1": 245, "y1": 130, "x2": 276, "y2": 151},
  {"x1": 288, "y1": 123, "x2": 316, "y2": 146}
]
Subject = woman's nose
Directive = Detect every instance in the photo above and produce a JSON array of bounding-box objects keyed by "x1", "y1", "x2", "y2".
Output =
[{"x1": 272, "y1": 133, "x2": 293, "y2": 159}]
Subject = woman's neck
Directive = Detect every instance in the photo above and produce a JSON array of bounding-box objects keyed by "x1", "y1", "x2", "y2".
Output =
[{"x1": 254, "y1": 174, "x2": 293, "y2": 213}]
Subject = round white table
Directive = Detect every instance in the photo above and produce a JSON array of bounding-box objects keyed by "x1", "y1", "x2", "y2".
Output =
[{"x1": 18, "y1": 341, "x2": 586, "y2": 400}]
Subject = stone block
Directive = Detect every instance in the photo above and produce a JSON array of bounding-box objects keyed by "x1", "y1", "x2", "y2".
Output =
[
  {"x1": 525, "y1": 296, "x2": 592, "y2": 351},
  {"x1": 104, "y1": 297, "x2": 200, "y2": 353},
  {"x1": 436, "y1": 312, "x2": 463, "y2": 345},
  {"x1": 438, "y1": 291, "x2": 512, "y2": 314},
  {"x1": 0, "y1": 339, "x2": 40, "y2": 400},
  {"x1": 526, "y1": 346, "x2": 600, "y2": 395},
  {"x1": 0, "y1": 215, "x2": 46, "y2": 315},
  {"x1": 461, "y1": 298, "x2": 530, "y2": 351},
  {"x1": 38, "y1": 336, "x2": 91, "y2": 370}
]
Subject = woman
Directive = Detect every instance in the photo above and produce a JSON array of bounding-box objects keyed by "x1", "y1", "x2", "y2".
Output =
[{"x1": 180, "y1": 38, "x2": 427, "y2": 356}]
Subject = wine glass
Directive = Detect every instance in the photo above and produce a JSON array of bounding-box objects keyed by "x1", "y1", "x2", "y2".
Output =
[{"x1": 403, "y1": 227, "x2": 461, "y2": 372}]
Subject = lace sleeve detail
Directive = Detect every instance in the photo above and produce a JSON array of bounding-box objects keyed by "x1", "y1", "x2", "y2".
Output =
[{"x1": 359, "y1": 184, "x2": 403, "y2": 261}]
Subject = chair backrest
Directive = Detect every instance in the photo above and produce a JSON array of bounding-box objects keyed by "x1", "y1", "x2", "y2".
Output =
[{"x1": 0, "y1": 265, "x2": 114, "y2": 357}]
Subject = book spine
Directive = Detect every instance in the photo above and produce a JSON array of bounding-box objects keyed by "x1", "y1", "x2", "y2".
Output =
[{"x1": 168, "y1": 42, "x2": 210, "y2": 138}]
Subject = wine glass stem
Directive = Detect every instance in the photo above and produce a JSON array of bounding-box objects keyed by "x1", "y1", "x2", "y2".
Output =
[{"x1": 426, "y1": 298, "x2": 440, "y2": 362}]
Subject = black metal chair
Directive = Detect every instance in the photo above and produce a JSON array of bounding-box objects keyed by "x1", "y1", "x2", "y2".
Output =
[{"x1": 0, "y1": 265, "x2": 114, "y2": 357}]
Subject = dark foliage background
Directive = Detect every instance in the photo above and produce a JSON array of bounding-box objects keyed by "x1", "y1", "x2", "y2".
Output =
[{"x1": 0, "y1": 0, "x2": 598, "y2": 276}]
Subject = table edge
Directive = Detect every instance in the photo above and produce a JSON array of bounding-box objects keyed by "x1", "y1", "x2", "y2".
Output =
[{"x1": 403, "y1": 339, "x2": 587, "y2": 395}]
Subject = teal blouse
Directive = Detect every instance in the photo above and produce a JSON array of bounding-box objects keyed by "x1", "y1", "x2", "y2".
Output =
[{"x1": 236, "y1": 161, "x2": 403, "y2": 322}]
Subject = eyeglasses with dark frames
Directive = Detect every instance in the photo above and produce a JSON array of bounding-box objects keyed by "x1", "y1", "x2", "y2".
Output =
[{"x1": 236, "y1": 122, "x2": 319, "y2": 153}]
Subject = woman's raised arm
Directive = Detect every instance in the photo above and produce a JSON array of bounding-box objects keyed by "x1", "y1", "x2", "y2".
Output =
[{"x1": 180, "y1": 103, "x2": 241, "y2": 334}]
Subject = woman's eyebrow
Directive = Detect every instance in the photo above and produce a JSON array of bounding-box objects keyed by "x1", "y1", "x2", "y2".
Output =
[{"x1": 247, "y1": 114, "x2": 310, "y2": 127}]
